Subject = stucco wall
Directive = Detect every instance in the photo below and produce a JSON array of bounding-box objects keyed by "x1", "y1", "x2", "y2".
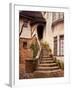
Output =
[
  {"x1": 43, "y1": 13, "x2": 53, "y2": 54},
  {"x1": 42, "y1": 12, "x2": 64, "y2": 61},
  {"x1": 53, "y1": 22, "x2": 64, "y2": 55},
  {"x1": 19, "y1": 19, "x2": 31, "y2": 38},
  {"x1": 19, "y1": 18, "x2": 24, "y2": 33},
  {"x1": 53, "y1": 22, "x2": 64, "y2": 37}
]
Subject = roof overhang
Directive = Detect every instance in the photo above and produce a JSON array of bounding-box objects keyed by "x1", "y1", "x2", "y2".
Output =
[{"x1": 19, "y1": 11, "x2": 46, "y2": 25}]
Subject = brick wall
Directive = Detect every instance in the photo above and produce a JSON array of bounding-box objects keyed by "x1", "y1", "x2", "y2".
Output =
[
  {"x1": 19, "y1": 37, "x2": 38, "y2": 79},
  {"x1": 19, "y1": 38, "x2": 33, "y2": 64}
]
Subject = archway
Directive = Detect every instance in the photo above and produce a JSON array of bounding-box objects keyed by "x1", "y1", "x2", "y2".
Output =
[{"x1": 37, "y1": 25, "x2": 44, "y2": 41}]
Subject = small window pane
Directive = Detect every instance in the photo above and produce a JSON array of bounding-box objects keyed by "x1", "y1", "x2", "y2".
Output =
[
  {"x1": 23, "y1": 42, "x2": 27, "y2": 48},
  {"x1": 54, "y1": 36, "x2": 57, "y2": 55},
  {"x1": 59, "y1": 35, "x2": 64, "y2": 56}
]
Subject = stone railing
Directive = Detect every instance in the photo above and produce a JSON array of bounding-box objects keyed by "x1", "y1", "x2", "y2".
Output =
[
  {"x1": 35, "y1": 38, "x2": 42, "y2": 59},
  {"x1": 31, "y1": 28, "x2": 42, "y2": 61}
]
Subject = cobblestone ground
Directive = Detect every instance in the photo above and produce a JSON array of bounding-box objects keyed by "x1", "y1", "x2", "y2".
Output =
[
  {"x1": 30, "y1": 69, "x2": 64, "y2": 78},
  {"x1": 19, "y1": 69, "x2": 64, "y2": 79}
]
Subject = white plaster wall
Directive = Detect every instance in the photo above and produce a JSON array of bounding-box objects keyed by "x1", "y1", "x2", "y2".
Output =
[
  {"x1": 53, "y1": 22, "x2": 64, "y2": 37},
  {"x1": 42, "y1": 12, "x2": 64, "y2": 59},
  {"x1": 19, "y1": 19, "x2": 24, "y2": 33},
  {"x1": 53, "y1": 22, "x2": 64, "y2": 55},
  {"x1": 43, "y1": 12, "x2": 53, "y2": 54},
  {"x1": 19, "y1": 19, "x2": 31, "y2": 38}
]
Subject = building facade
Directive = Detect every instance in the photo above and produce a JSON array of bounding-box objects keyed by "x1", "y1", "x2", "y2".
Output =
[
  {"x1": 42, "y1": 12, "x2": 64, "y2": 62},
  {"x1": 19, "y1": 11, "x2": 46, "y2": 76},
  {"x1": 19, "y1": 11, "x2": 64, "y2": 78}
]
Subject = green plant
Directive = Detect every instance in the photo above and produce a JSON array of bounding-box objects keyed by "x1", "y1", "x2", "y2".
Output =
[
  {"x1": 30, "y1": 42, "x2": 39, "y2": 58},
  {"x1": 42, "y1": 42, "x2": 52, "y2": 55},
  {"x1": 59, "y1": 61, "x2": 64, "y2": 70},
  {"x1": 54, "y1": 58, "x2": 64, "y2": 70},
  {"x1": 48, "y1": 48, "x2": 52, "y2": 52},
  {"x1": 42, "y1": 41, "x2": 49, "y2": 49}
]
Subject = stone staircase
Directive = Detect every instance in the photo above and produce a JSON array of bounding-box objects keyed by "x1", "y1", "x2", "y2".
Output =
[
  {"x1": 32, "y1": 47, "x2": 64, "y2": 78},
  {"x1": 36, "y1": 47, "x2": 60, "y2": 72}
]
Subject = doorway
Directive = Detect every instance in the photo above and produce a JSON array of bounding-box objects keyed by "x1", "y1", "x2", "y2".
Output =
[{"x1": 37, "y1": 25, "x2": 44, "y2": 40}]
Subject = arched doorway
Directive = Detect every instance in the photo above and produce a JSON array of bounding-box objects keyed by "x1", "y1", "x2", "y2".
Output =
[{"x1": 37, "y1": 25, "x2": 44, "y2": 41}]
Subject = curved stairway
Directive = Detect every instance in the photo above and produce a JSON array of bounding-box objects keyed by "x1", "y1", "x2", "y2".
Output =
[{"x1": 32, "y1": 47, "x2": 64, "y2": 78}]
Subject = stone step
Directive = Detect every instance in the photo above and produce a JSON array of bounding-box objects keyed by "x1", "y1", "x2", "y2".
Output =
[
  {"x1": 41, "y1": 52, "x2": 48, "y2": 55},
  {"x1": 41, "y1": 58, "x2": 53, "y2": 61},
  {"x1": 42, "y1": 51, "x2": 48, "y2": 53},
  {"x1": 38, "y1": 63, "x2": 58, "y2": 67},
  {"x1": 34, "y1": 69, "x2": 61, "y2": 73},
  {"x1": 37, "y1": 66, "x2": 59, "y2": 71},
  {"x1": 41, "y1": 50, "x2": 48, "y2": 52},
  {"x1": 40, "y1": 60, "x2": 54, "y2": 63},
  {"x1": 40, "y1": 58, "x2": 53, "y2": 60},
  {"x1": 42, "y1": 54, "x2": 49, "y2": 56},
  {"x1": 41, "y1": 56, "x2": 52, "y2": 59},
  {"x1": 32, "y1": 69, "x2": 64, "y2": 78}
]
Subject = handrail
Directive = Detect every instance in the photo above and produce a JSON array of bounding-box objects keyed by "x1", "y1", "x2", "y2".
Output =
[
  {"x1": 35, "y1": 38, "x2": 41, "y2": 59},
  {"x1": 32, "y1": 29, "x2": 42, "y2": 61}
]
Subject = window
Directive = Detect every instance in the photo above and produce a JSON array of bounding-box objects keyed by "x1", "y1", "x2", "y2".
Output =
[
  {"x1": 54, "y1": 36, "x2": 57, "y2": 55},
  {"x1": 59, "y1": 35, "x2": 64, "y2": 56},
  {"x1": 23, "y1": 42, "x2": 27, "y2": 49}
]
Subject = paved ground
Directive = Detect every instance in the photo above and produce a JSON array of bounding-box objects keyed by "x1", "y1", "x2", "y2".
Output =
[
  {"x1": 30, "y1": 69, "x2": 64, "y2": 79},
  {"x1": 20, "y1": 69, "x2": 64, "y2": 79}
]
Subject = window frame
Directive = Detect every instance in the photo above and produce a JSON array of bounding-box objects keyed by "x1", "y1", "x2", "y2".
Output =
[
  {"x1": 59, "y1": 35, "x2": 64, "y2": 56},
  {"x1": 54, "y1": 36, "x2": 57, "y2": 56}
]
